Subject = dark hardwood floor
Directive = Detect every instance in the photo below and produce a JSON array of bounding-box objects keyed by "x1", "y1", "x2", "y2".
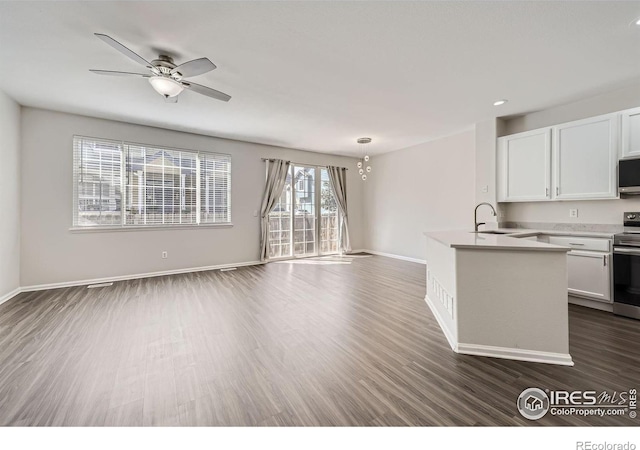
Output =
[{"x1": 0, "y1": 254, "x2": 638, "y2": 426}]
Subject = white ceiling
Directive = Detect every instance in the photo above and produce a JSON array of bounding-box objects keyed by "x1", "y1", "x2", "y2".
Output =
[{"x1": 1, "y1": 1, "x2": 639, "y2": 156}]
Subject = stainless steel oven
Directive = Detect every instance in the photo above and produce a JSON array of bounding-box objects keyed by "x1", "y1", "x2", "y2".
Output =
[{"x1": 613, "y1": 212, "x2": 640, "y2": 319}]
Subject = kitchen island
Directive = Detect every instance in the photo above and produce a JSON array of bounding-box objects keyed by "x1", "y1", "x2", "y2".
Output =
[{"x1": 424, "y1": 230, "x2": 573, "y2": 366}]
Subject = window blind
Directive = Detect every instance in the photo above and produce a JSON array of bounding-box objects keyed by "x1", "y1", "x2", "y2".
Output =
[
  {"x1": 124, "y1": 144, "x2": 198, "y2": 226},
  {"x1": 200, "y1": 152, "x2": 231, "y2": 224},
  {"x1": 72, "y1": 136, "x2": 231, "y2": 228},
  {"x1": 72, "y1": 136, "x2": 123, "y2": 227}
]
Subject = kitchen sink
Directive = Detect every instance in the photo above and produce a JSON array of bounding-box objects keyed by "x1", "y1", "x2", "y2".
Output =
[{"x1": 473, "y1": 230, "x2": 514, "y2": 235}]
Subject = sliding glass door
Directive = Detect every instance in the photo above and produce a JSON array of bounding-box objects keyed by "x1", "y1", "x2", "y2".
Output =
[
  {"x1": 267, "y1": 165, "x2": 340, "y2": 260},
  {"x1": 293, "y1": 165, "x2": 316, "y2": 257}
]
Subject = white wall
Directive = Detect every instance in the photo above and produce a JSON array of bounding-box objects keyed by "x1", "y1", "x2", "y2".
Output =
[
  {"x1": 20, "y1": 108, "x2": 364, "y2": 287},
  {"x1": 363, "y1": 130, "x2": 476, "y2": 261},
  {"x1": 0, "y1": 91, "x2": 21, "y2": 300},
  {"x1": 505, "y1": 82, "x2": 640, "y2": 135},
  {"x1": 475, "y1": 118, "x2": 506, "y2": 224},
  {"x1": 502, "y1": 82, "x2": 640, "y2": 225}
]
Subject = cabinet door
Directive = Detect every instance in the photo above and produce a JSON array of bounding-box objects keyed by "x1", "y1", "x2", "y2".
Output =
[
  {"x1": 552, "y1": 113, "x2": 619, "y2": 200},
  {"x1": 567, "y1": 251, "x2": 611, "y2": 303},
  {"x1": 621, "y1": 107, "x2": 640, "y2": 158},
  {"x1": 497, "y1": 128, "x2": 551, "y2": 202}
]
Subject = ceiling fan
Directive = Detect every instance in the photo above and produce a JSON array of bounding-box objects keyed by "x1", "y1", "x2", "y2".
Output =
[{"x1": 90, "y1": 33, "x2": 231, "y2": 103}]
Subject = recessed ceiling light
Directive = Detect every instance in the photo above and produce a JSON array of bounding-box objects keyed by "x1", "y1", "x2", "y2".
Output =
[{"x1": 493, "y1": 99, "x2": 508, "y2": 106}]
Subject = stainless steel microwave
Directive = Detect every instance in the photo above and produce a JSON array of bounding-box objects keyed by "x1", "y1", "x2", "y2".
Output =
[{"x1": 619, "y1": 158, "x2": 640, "y2": 194}]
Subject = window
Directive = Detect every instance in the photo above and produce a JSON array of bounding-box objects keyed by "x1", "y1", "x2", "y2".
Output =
[{"x1": 73, "y1": 136, "x2": 231, "y2": 228}]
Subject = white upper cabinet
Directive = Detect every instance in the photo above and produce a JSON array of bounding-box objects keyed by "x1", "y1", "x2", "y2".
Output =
[
  {"x1": 497, "y1": 128, "x2": 551, "y2": 202},
  {"x1": 552, "y1": 113, "x2": 619, "y2": 200},
  {"x1": 621, "y1": 107, "x2": 640, "y2": 158}
]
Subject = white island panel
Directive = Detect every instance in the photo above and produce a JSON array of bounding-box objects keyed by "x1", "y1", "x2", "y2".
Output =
[
  {"x1": 424, "y1": 231, "x2": 572, "y2": 366},
  {"x1": 456, "y1": 249, "x2": 570, "y2": 363}
]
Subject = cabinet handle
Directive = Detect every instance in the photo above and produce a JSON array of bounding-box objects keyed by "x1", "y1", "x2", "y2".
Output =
[
  {"x1": 546, "y1": 188, "x2": 549, "y2": 197},
  {"x1": 569, "y1": 243, "x2": 585, "y2": 246},
  {"x1": 556, "y1": 187, "x2": 559, "y2": 196},
  {"x1": 603, "y1": 255, "x2": 607, "y2": 267}
]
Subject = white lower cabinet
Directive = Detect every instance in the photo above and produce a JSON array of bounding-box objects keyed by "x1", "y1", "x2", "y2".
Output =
[
  {"x1": 566, "y1": 250, "x2": 612, "y2": 303},
  {"x1": 547, "y1": 236, "x2": 612, "y2": 303}
]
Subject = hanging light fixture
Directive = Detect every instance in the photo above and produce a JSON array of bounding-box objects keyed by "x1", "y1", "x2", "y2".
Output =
[{"x1": 356, "y1": 137, "x2": 372, "y2": 181}]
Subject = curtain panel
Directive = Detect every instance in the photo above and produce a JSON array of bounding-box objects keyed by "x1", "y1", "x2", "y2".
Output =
[
  {"x1": 260, "y1": 159, "x2": 291, "y2": 261},
  {"x1": 327, "y1": 166, "x2": 351, "y2": 253}
]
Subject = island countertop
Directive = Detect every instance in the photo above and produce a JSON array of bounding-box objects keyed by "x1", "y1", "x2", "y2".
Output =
[{"x1": 424, "y1": 230, "x2": 570, "y2": 252}]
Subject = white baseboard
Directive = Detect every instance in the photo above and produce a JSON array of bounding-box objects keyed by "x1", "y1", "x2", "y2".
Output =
[
  {"x1": 456, "y1": 343, "x2": 574, "y2": 366},
  {"x1": 360, "y1": 249, "x2": 426, "y2": 265},
  {"x1": 424, "y1": 295, "x2": 457, "y2": 351},
  {"x1": 20, "y1": 260, "x2": 263, "y2": 293},
  {"x1": 0, "y1": 287, "x2": 22, "y2": 307}
]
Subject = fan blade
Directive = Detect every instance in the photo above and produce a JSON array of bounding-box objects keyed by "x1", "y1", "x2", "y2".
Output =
[
  {"x1": 170, "y1": 58, "x2": 216, "y2": 78},
  {"x1": 94, "y1": 33, "x2": 152, "y2": 68},
  {"x1": 90, "y1": 69, "x2": 150, "y2": 77},
  {"x1": 181, "y1": 81, "x2": 231, "y2": 102},
  {"x1": 164, "y1": 95, "x2": 178, "y2": 104}
]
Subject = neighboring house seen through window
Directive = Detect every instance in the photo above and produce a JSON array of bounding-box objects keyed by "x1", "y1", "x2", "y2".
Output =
[{"x1": 72, "y1": 136, "x2": 231, "y2": 227}]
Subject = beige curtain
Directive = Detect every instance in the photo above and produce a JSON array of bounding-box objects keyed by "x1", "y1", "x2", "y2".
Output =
[
  {"x1": 260, "y1": 159, "x2": 291, "y2": 261},
  {"x1": 327, "y1": 166, "x2": 351, "y2": 253}
]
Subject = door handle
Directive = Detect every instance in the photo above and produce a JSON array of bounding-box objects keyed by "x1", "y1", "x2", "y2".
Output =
[{"x1": 614, "y1": 247, "x2": 640, "y2": 256}]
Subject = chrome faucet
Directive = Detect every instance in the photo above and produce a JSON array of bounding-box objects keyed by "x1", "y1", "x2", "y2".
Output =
[{"x1": 474, "y1": 202, "x2": 497, "y2": 232}]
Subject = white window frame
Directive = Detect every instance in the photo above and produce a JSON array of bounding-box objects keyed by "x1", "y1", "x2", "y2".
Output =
[{"x1": 71, "y1": 135, "x2": 232, "y2": 231}]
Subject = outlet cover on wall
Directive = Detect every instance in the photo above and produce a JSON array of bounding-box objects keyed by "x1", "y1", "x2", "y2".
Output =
[
  {"x1": 162, "y1": 251, "x2": 168, "y2": 259},
  {"x1": 569, "y1": 209, "x2": 578, "y2": 218}
]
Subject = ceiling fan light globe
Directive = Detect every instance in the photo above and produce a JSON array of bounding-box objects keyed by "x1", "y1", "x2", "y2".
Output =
[
  {"x1": 364, "y1": 155, "x2": 370, "y2": 162},
  {"x1": 357, "y1": 161, "x2": 362, "y2": 169},
  {"x1": 149, "y1": 76, "x2": 184, "y2": 98}
]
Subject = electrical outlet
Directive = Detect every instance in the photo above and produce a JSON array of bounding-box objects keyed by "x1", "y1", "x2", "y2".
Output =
[
  {"x1": 569, "y1": 209, "x2": 578, "y2": 218},
  {"x1": 481, "y1": 185, "x2": 488, "y2": 193},
  {"x1": 162, "y1": 251, "x2": 168, "y2": 259}
]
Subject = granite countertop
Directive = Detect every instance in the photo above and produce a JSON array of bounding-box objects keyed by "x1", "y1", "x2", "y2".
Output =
[{"x1": 424, "y1": 230, "x2": 571, "y2": 252}]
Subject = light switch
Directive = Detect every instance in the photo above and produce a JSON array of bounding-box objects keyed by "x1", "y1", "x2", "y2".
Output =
[{"x1": 569, "y1": 209, "x2": 578, "y2": 218}]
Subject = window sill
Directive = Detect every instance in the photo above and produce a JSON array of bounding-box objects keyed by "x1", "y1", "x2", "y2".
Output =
[{"x1": 69, "y1": 223, "x2": 234, "y2": 233}]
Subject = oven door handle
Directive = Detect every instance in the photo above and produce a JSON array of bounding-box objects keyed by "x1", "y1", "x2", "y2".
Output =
[
  {"x1": 616, "y1": 241, "x2": 640, "y2": 247},
  {"x1": 614, "y1": 247, "x2": 640, "y2": 256}
]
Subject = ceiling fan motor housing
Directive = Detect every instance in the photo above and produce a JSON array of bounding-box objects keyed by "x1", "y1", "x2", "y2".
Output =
[{"x1": 150, "y1": 56, "x2": 183, "y2": 79}]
